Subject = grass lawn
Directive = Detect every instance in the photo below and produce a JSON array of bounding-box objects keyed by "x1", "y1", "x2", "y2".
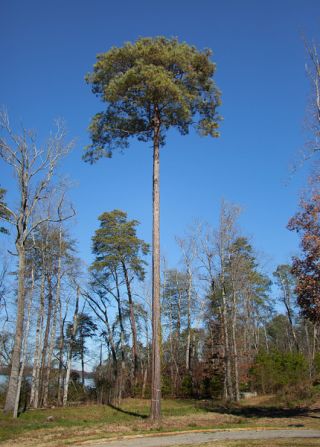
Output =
[{"x1": 0, "y1": 397, "x2": 319, "y2": 446}]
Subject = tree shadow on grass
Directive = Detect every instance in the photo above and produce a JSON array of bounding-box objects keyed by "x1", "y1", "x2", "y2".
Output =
[
  {"x1": 200, "y1": 403, "x2": 320, "y2": 420},
  {"x1": 107, "y1": 403, "x2": 148, "y2": 419}
]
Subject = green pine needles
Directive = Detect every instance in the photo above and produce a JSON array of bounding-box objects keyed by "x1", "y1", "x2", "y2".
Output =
[{"x1": 84, "y1": 36, "x2": 221, "y2": 162}]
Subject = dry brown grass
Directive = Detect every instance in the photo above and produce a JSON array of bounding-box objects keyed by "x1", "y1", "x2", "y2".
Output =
[{"x1": 0, "y1": 397, "x2": 319, "y2": 447}]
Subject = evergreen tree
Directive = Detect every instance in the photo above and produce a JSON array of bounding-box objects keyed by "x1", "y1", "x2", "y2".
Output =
[
  {"x1": 85, "y1": 36, "x2": 221, "y2": 420},
  {"x1": 91, "y1": 210, "x2": 149, "y2": 385}
]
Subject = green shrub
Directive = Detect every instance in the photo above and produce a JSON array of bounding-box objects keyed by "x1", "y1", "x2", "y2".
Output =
[
  {"x1": 180, "y1": 374, "x2": 193, "y2": 397},
  {"x1": 250, "y1": 350, "x2": 309, "y2": 394},
  {"x1": 200, "y1": 374, "x2": 224, "y2": 399}
]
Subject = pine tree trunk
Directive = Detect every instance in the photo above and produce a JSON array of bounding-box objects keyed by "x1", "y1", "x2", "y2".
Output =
[
  {"x1": 151, "y1": 109, "x2": 161, "y2": 421},
  {"x1": 4, "y1": 245, "x2": 26, "y2": 415}
]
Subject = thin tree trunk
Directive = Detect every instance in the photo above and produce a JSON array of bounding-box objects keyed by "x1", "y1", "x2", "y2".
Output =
[
  {"x1": 279, "y1": 274, "x2": 300, "y2": 352},
  {"x1": 114, "y1": 271, "x2": 126, "y2": 401},
  {"x1": 141, "y1": 320, "x2": 150, "y2": 399},
  {"x1": 57, "y1": 299, "x2": 68, "y2": 405},
  {"x1": 169, "y1": 303, "x2": 174, "y2": 395},
  {"x1": 263, "y1": 325, "x2": 269, "y2": 353},
  {"x1": 231, "y1": 291, "x2": 240, "y2": 402},
  {"x1": 104, "y1": 310, "x2": 118, "y2": 384},
  {"x1": 30, "y1": 272, "x2": 45, "y2": 408},
  {"x1": 81, "y1": 336, "x2": 85, "y2": 387},
  {"x1": 221, "y1": 283, "x2": 233, "y2": 400},
  {"x1": 63, "y1": 349, "x2": 72, "y2": 407},
  {"x1": 312, "y1": 324, "x2": 317, "y2": 361},
  {"x1": 151, "y1": 109, "x2": 161, "y2": 421},
  {"x1": 43, "y1": 224, "x2": 63, "y2": 404},
  {"x1": 85, "y1": 292, "x2": 118, "y2": 393},
  {"x1": 39, "y1": 275, "x2": 53, "y2": 405},
  {"x1": 63, "y1": 287, "x2": 79, "y2": 406},
  {"x1": 42, "y1": 284, "x2": 60, "y2": 407},
  {"x1": 185, "y1": 266, "x2": 192, "y2": 373},
  {"x1": 304, "y1": 323, "x2": 313, "y2": 379},
  {"x1": 121, "y1": 262, "x2": 138, "y2": 385}
]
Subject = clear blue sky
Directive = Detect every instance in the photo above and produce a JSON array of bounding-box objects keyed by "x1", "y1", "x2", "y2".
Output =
[{"x1": 1, "y1": 0, "x2": 319, "y2": 274}]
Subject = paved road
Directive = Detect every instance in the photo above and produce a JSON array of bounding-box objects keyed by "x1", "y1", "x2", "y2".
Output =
[{"x1": 83, "y1": 429, "x2": 320, "y2": 447}]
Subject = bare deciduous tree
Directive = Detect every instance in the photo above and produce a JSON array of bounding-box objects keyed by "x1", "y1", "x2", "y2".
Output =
[{"x1": 0, "y1": 111, "x2": 74, "y2": 416}]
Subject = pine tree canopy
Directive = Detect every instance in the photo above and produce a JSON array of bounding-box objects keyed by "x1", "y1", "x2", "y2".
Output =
[
  {"x1": 84, "y1": 36, "x2": 221, "y2": 162},
  {"x1": 91, "y1": 209, "x2": 149, "y2": 280}
]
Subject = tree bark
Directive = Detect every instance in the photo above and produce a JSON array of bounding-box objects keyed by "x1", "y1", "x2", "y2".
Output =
[
  {"x1": 57, "y1": 301, "x2": 67, "y2": 406},
  {"x1": 13, "y1": 266, "x2": 34, "y2": 417},
  {"x1": 39, "y1": 274, "x2": 53, "y2": 405},
  {"x1": 231, "y1": 290, "x2": 240, "y2": 402},
  {"x1": 151, "y1": 108, "x2": 161, "y2": 421},
  {"x1": 42, "y1": 280, "x2": 60, "y2": 407},
  {"x1": 4, "y1": 245, "x2": 26, "y2": 414},
  {"x1": 122, "y1": 261, "x2": 139, "y2": 384},
  {"x1": 278, "y1": 274, "x2": 299, "y2": 352},
  {"x1": 185, "y1": 266, "x2": 192, "y2": 373},
  {"x1": 63, "y1": 287, "x2": 79, "y2": 406},
  {"x1": 30, "y1": 272, "x2": 45, "y2": 408},
  {"x1": 221, "y1": 281, "x2": 233, "y2": 400},
  {"x1": 114, "y1": 270, "x2": 126, "y2": 401},
  {"x1": 141, "y1": 321, "x2": 150, "y2": 399}
]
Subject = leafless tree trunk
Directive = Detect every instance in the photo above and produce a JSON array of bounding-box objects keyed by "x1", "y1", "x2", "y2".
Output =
[
  {"x1": 114, "y1": 270, "x2": 126, "y2": 401},
  {"x1": 63, "y1": 286, "x2": 79, "y2": 406},
  {"x1": 30, "y1": 272, "x2": 45, "y2": 408},
  {"x1": 122, "y1": 261, "x2": 139, "y2": 384},
  {"x1": 0, "y1": 112, "x2": 74, "y2": 416},
  {"x1": 185, "y1": 268, "x2": 192, "y2": 373},
  {"x1": 263, "y1": 325, "x2": 269, "y2": 353},
  {"x1": 231, "y1": 290, "x2": 240, "y2": 402},
  {"x1": 42, "y1": 225, "x2": 63, "y2": 406},
  {"x1": 13, "y1": 266, "x2": 34, "y2": 417},
  {"x1": 303, "y1": 40, "x2": 320, "y2": 157},
  {"x1": 57, "y1": 295, "x2": 69, "y2": 405},
  {"x1": 39, "y1": 275, "x2": 53, "y2": 405},
  {"x1": 84, "y1": 287, "x2": 119, "y2": 396},
  {"x1": 279, "y1": 273, "x2": 299, "y2": 352},
  {"x1": 5, "y1": 245, "x2": 26, "y2": 414},
  {"x1": 217, "y1": 202, "x2": 241, "y2": 401},
  {"x1": 42, "y1": 284, "x2": 59, "y2": 406},
  {"x1": 141, "y1": 317, "x2": 150, "y2": 399},
  {"x1": 176, "y1": 236, "x2": 197, "y2": 373}
]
